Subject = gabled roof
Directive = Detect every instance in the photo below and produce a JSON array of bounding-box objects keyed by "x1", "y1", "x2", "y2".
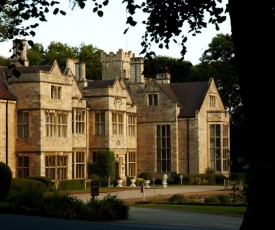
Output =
[
  {"x1": 0, "y1": 67, "x2": 17, "y2": 100},
  {"x1": 157, "y1": 80, "x2": 210, "y2": 118}
]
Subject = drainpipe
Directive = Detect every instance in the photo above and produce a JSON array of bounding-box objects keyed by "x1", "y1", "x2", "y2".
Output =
[
  {"x1": 6, "y1": 101, "x2": 8, "y2": 165},
  {"x1": 187, "y1": 118, "x2": 190, "y2": 174}
]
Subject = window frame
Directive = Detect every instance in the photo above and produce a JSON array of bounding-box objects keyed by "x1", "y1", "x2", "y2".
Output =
[
  {"x1": 156, "y1": 124, "x2": 171, "y2": 172},
  {"x1": 17, "y1": 156, "x2": 29, "y2": 178},
  {"x1": 51, "y1": 85, "x2": 62, "y2": 99},
  {"x1": 45, "y1": 155, "x2": 67, "y2": 180},
  {"x1": 128, "y1": 115, "x2": 136, "y2": 136},
  {"x1": 148, "y1": 93, "x2": 158, "y2": 106},
  {"x1": 17, "y1": 111, "x2": 29, "y2": 138},
  {"x1": 95, "y1": 112, "x2": 105, "y2": 135}
]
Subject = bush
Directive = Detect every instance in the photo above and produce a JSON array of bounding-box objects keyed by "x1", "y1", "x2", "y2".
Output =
[
  {"x1": 167, "y1": 194, "x2": 186, "y2": 204},
  {"x1": 86, "y1": 194, "x2": 129, "y2": 221},
  {"x1": 7, "y1": 178, "x2": 49, "y2": 209},
  {"x1": 138, "y1": 172, "x2": 152, "y2": 180},
  {"x1": 204, "y1": 196, "x2": 221, "y2": 204},
  {"x1": 216, "y1": 194, "x2": 232, "y2": 204},
  {"x1": 0, "y1": 162, "x2": 12, "y2": 202},
  {"x1": 28, "y1": 176, "x2": 52, "y2": 189},
  {"x1": 58, "y1": 179, "x2": 85, "y2": 191},
  {"x1": 43, "y1": 192, "x2": 86, "y2": 219}
]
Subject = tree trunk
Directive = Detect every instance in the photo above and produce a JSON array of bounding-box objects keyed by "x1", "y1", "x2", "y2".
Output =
[{"x1": 228, "y1": 0, "x2": 275, "y2": 229}]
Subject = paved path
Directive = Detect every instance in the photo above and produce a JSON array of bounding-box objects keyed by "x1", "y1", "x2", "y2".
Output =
[
  {"x1": 74, "y1": 185, "x2": 227, "y2": 203},
  {"x1": 0, "y1": 185, "x2": 244, "y2": 229}
]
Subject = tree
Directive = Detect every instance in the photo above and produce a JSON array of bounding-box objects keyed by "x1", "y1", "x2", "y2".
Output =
[
  {"x1": 0, "y1": 55, "x2": 10, "y2": 66},
  {"x1": 27, "y1": 43, "x2": 45, "y2": 66},
  {"x1": 78, "y1": 43, "x2": 102, "y2": 80},
  {"x1": 44, "y1": 41, "x2": 78, "y2": 70},
  {"x1": 0, "y1": 0, "x2": 273, "y2": 228},
  {"x1": 144, "y1": 55, "x2": 194, "y2": 82}
]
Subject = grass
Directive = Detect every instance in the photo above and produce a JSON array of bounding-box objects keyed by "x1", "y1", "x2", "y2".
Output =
[{"x1": 131, "y1": 203, "x2": 246, "y2": 217}]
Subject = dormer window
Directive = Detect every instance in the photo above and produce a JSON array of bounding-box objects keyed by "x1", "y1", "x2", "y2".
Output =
[
  {"x1": 148, "y1": 94, "x2": 158, "y2": 106},
  {"x1": 210, "y1": 94, "x2": 216, "y2": 107}
]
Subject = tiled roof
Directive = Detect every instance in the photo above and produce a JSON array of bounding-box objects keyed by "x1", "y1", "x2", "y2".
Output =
[
  {"x1": 0, "y1": 67, "x2": 17, "y2": 100},
  {"x1": 86, "y1": 79, "x2": 115, "y2": 88},
  {"x1": 2, "y1": 65, "x2": 52, "y2": 76},
  {"x1": 158, "y1": 80, "x2": 210, "y2": 118}
]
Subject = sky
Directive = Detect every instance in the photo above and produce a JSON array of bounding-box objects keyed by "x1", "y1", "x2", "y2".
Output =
[{"x1": 0, "y1": 1, "x2": 231, "y2": 65}]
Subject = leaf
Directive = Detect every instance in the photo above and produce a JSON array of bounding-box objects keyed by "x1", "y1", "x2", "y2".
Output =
[
  {"x1": 13, "y1": 69, "x2": 21, "y2": 78},
  {"x1": 53, "y1": 8, "x2": 59, "y2": 15},
  {"x1": 97, "y1": 10, "x2": 103, "y2": 17},
  {"x1": 60, "y1": 10, "x2": 66, "y2": 16},
  {"x1": 28, "y1": 40, "x2": 34, "y2": 47}
]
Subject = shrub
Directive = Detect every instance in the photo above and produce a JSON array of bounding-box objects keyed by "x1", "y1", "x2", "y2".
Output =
[
  {"x1": 204, "y1": 195, "x2": 221, "y2": 204},
  {"x1": 28, "y1": 176, "x2": 52, "y2": 189},
  {"x1": 167, "y1": 194, "x2": 186, "y2": 204},
  {"x1": 43, "y1": 192, "x2": 86, "y2": 219},
  {"x1": 0, "y1": 162, "x2": 12, "y2": 202},
  {"x1": 58, "y1": 179, "x2": 85, "y2": 191},
  {"x1": 86, "y1": 194, "x2": 129, "y2": 221},
  {"x1": 138, "y1": 172, "x2": 152, "y2": 180},
  {"x1": 204, "y1": 173, "x2": 216, "y2": 185},
  {"x1": 7, "y1": 178, "x2": 49, "y2": 209},
  {"x1": 216, "y1": 194, "x2": 232, "y2": 204}
]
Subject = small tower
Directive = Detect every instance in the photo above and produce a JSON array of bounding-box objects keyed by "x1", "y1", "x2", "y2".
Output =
[
  {"x1": 101, "y1": 49, "x2": 132, "y2": 80},
  {"x1": 130, "y1": 55, "x2": 144, "y2": 84}
]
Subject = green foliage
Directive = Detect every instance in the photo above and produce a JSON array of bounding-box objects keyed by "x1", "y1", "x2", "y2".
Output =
[
  {"x1": 144, "y1": 55, "x2": 194, "y2": 81},
  {"x1": 138, "y1": 172, "x2": 152, "y2": 180},
  {"x1": 45, "y1": 41, "x2": 78, "y2": 69},
  {"x1": 0, "y1": 162, "x2": 12, "y2": 201},
  {"x1": 2, "y1": 178, "x2": 129, "y2": 221},
  {"x1": 167, "y1": 194, "x2": 186, "y2": 204},
  {"x1": 86, "y1": 194, "x2": 129, "y2": 221},
  {"x1": 43, "y1": 192, "x2": 86, "y2": 219},
  {"x1": 27, "y1": 43, "x2": 45, "y2": 65},
  {"x1": 78, "y1": 43, "x2": 102, "y2": 80},
  {"x1": 28, "y1": 176, "x2": 52, "y2": 189},
  {"x1": 216, "y1": 195, "x2": 232, "y2": 204},
  {"x1": 204, "y1": 173, "x2": 216, "y2": 185},
  {"x1": 204, "y1": 196, "x2": 221, "y2": 204},
  {"x1": 88, "y1": 149, "x2": 116, "y2": 186},
  {"x1": 7, "y1": 178, "x2": 49, "y2": 209},
  {"x1": 58, "y1": 179, "x2": 86, "y2": 191},
  {"x1": 87, "y1": 163, "x2": 99, "y2": 176},
  {"x1": 0, "y1": 56, "x2": 10, "y2": 65}
]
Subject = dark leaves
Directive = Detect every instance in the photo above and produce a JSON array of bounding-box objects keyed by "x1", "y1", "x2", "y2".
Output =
[
  {"x1": 53, "y1": 8, "x2": 59, "y2": 15},
  {"x1": 13, "y1": 68, "x2": 21, "y2": 78}
]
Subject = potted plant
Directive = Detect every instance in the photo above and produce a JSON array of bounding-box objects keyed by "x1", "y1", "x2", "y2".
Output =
[{"x1": 138, "y1": 172, "x2": 152, "y2": 188}]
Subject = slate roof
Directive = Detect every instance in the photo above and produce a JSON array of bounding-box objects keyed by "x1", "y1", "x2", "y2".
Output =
[
  {"x1": 2, "y1": 65, "x2": 52, "y2": 76},
  {"x1": 158, "y1": 80, "x2": 210, "y2": 118},
  {"x1": 0, "y1": 67, "x2": 17, "y2": 100},
  {"x1": 86, "y1": 79, "x2": 116, "y2": 88}
]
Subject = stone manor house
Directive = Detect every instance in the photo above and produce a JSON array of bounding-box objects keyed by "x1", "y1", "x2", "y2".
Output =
[{"x1": 0, "y1": 40, "x2": 230, "y2": 183}]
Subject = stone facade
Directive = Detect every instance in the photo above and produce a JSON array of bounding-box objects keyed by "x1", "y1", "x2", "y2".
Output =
[{"x1": 0, "y1": 41, "x2": 230, "y2": 183}]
